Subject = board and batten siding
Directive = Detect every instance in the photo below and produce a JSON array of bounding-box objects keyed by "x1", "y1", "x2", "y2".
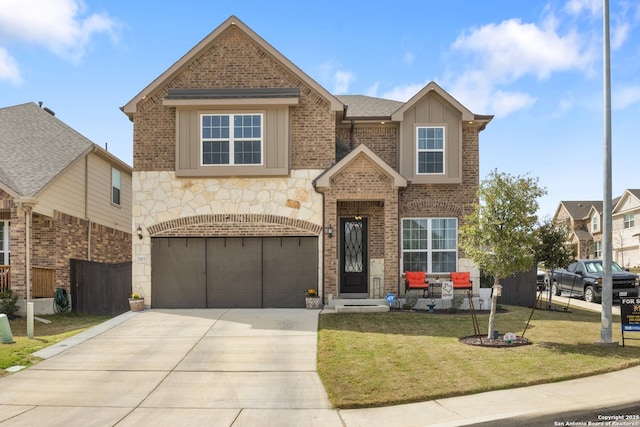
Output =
[{"x1": 399, "y1": 92, "x2": 463, "y2": 184}]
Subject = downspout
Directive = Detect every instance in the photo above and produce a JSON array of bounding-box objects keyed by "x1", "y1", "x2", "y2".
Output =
[
  {"x1": 349, "y1": 119, "x2": 354, "y2": 149},
  {"x1": 398, "y1": 182, "x2": 410, "y2": 297},
  {"x1": 85, "y1": 152, "x2": 92, "y2": 261}
]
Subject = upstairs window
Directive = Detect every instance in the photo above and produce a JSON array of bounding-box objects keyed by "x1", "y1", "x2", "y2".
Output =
[
  {"x1": 111, "y1": 168, "x2": 121, "y2": 206},
  {"x1": 201, "y1": 113, "x2": 263, "y2": 165},
  {"x1": 416, "y1": 126, "x2": 444, "y2": 174},
  {"x1": 591, "y1": 214, "x2": 599, "y2": 232},
  {"x1": 624, "y1": 213, "x2": 635, "y2": 229}
]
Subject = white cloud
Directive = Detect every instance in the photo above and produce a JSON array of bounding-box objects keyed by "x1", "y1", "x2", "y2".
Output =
[
  {"x1": 613, "y1": 85, "x2": 640, "y2": 109},
  {"x1": 0, "y1": 48, "x2": 21, "y2": 85},
  {"x1": 0, "y1": 0, "x2": 118, "y2": 82},
  {"x1": 445, "y1": 16, "x2": 596, "y2": 117},
  {"x1": 332, "y1": 70, "x2": 355, "y2": 94},
  {"x1": 490, "y1": 91, "x2": 537, "y2": 116},
  {"x1": 565, "y1": 0, "x2": 601, "y2": 16},
  {"x1": 404, "y1": 51, "x2": 415, "y2": 65},
  {"x1": 382, "y1": 82, "x2": 427, "y2": 102},
  {"x1": 365, "y1": 81, "x2": 380, "y2": 97}
]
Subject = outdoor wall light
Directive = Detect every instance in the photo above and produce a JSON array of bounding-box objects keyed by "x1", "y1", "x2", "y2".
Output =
[
  {"x1": 327, "y1": 224, "x2": 333, "y2": 239},
  {"x1": 136, "y1": 225, "x2": 143, "y2": 240}
]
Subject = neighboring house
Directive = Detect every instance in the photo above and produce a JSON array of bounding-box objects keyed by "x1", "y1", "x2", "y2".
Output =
[
  {"x1": 122, "y1": 16, "x2": 492, "y2": 308},
  {"x1": 553, "y1": 189, "x2": 640, "y2": 268},
  {"x1": 0, "y1": 103, "x2": 132, "y2": 311}
]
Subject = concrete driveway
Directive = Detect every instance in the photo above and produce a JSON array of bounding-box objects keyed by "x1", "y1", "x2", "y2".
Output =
[{"x1": 0, "y1": 309, "x2": 342, "y2": 427}]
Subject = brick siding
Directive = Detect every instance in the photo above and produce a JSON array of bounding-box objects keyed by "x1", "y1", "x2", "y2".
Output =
[{"x1": 133, "y1": 26, "x2": 335, "y2": 173}]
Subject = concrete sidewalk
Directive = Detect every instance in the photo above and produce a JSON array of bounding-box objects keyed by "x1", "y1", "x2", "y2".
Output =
[{"x1": 1, "y1": 307, "x2": 639, "y2": 426}]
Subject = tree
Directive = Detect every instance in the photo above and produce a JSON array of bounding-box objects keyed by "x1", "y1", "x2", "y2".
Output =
[
  {"x1": 533, "y1": 218, "x2": 575, "y2": 309},
  {"x1": 460, "y1": 169, "x2": 546, "y2": 338}
]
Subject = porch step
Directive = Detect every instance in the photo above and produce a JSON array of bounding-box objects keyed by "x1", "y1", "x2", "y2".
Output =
[
  {"x1": 335, "y1": 304, "x2": 389, "y2": 313},
  {"x1": 328, "y1": 298, "x2": 390, "y2": 313}
]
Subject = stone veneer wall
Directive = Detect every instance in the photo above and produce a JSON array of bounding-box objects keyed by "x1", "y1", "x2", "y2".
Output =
[{"x1": 132, "y1": 170, "x2": 325, "y2": 304}]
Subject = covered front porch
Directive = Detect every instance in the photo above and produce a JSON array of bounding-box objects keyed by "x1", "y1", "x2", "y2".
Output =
[{"x1": 313, "y1": 145, "x2": 407, "y2": 304}]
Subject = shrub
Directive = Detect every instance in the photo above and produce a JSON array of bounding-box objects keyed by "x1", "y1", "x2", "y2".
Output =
[
  {"x1": 448, "y1": 294, "x2": 465, "y2": 313},
  {"x1": 0, "y1": 289, "x2": 20, "y2": 319},
  {"x1": 404, "y1": 292, "x2": 419, "y2": 309}
]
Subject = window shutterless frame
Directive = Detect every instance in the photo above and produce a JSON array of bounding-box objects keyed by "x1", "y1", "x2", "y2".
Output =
[
  {"x1": 200, "y1": 113, "x2": 264, "y2": 166},
  {"x1": 111, "y1": 168, "x2": 121, "y2": 206},
  {"x1": 0, "y1": 220, "x2": 9, "y2": 265},
  {"x1": 415, "y1": 125, "x2": 445, "y2": 175},
  {"x1": 401, "y1": 217, "x2": 458, "y2": 274}
]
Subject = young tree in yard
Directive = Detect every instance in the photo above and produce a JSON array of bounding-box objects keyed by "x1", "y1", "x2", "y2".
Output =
[
  {"x1": 533, "y1": 218, "x2": 575, "y2": 309},
  {"x1": 460, "y1": 169, "x2": 546, "y2": 339}
]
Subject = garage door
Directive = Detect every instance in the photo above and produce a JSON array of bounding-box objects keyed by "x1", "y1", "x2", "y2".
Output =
[{"x1": 151, "y1": 237, "x2": 317, "y2": 308}]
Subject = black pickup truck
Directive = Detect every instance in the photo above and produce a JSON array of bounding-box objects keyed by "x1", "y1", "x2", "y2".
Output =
[{"x1": 550, "y1": 259, "x2": 639, "y2": 303}]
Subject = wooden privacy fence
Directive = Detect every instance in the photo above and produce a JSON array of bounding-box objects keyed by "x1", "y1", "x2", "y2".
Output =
[
  {"x1": 32, "y1": 266, "x2": 55, "y2": 298},
  {"x1": 0, "y1": 265, "x2": 9, "y2": 292},
  {"x1": 70, "y1": 259, "x2": 131, "y2": 316}
]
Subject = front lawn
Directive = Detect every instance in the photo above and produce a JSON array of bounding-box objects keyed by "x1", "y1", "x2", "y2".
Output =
[
  {"x1": 0, "y1": 313, "x2": 112, "y2": 376},
  {"x1": 317, "y1": 305, "x2": 640, "y2": 408}
]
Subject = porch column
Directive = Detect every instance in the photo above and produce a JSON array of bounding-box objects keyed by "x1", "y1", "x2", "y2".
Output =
[{"x1": 15, "y1": 198, "x2": 37, "y2": 301}]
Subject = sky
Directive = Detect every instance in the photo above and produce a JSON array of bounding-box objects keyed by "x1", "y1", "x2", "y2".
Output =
[{"x1": 1, "y1": 0, "x2": 639, "y2": 219}]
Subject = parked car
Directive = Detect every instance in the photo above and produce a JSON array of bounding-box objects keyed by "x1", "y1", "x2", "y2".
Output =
[
  {"x1": 550, "y1": 259, "x2": 639, "y2": 303},
  {"x1": 536, "y1": 269, "x2": 547, "y2": 291}
]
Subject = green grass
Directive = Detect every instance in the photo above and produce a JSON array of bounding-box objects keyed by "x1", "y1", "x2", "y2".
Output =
[
  {"x1": 317, "y1": 305, "x2": 640, "y2": 408},
  {"x1": 1, "y1": 313, "x2": 112, "y2": 376}
]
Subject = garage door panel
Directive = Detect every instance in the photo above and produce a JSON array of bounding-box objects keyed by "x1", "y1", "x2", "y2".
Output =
[
  {"x1": 207, "y1": 238, "x2": 262, "y2": 308},
  {"x1": 151, "y1": 238, "x2": 206, "y2": 308},
  {"x1": 263, "y1": 237, "x2": 317, "y2": 308}
]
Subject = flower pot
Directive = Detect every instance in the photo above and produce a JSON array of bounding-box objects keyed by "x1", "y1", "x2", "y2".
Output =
[
  {"x1": 129, "y1": 299, "x2": 144, "y2": 312},
  {"x1": 305, "y1": 297, "x2": 321, "y2": 309}
]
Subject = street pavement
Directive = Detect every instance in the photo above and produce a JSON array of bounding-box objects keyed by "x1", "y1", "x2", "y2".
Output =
[{"x1": 0, "y1": 303, "x2": 638, "y2": 426}]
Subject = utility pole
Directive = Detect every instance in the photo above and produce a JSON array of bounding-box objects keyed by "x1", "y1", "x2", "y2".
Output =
[{"x1": 598, "y1": 0, "x2": 616, "y2": 346}]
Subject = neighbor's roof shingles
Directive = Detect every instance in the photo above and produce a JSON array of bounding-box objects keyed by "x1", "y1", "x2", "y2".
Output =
[{"x1": 0, "y1": 103, "x2": 94, "y2": 197}]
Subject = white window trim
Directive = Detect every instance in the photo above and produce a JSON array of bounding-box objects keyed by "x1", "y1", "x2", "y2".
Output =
[
  {"x1": 200, "y1": 113, "x2": 264, "y2": 166},
  {"x1": 401, "y1": 217, "x2": 458, "y2": 274},
  {"x1": 0, "y1": 220, "x2": 9, "y2": 265},
  {"x1": 594, "y1": 241, "x2": 602, "y2": 258},
  {"x1": 591, "y1": 214, "x2": 599, "y2": 232},
  {"x1": 416, "y1": 125, "x2": 445, "y2": 175},
  {"x1": 624, "y1": 213, "x2": 635, "y2": 229}
]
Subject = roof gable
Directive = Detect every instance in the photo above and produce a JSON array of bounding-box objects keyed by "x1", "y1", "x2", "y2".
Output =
[
  {"x1": 0, "y1": 103, "x2": 131, "y2": 198},
  {"x1": 0, "y1": 103, "x2": 94, "y2": 197},
  {"x1": 390, "y1": 81, "x2": 492, "y2": 127},
  {"x1": 122, "y1": 15, "x2": 343, "y2": 117},
  {"x1": 314, "y1": 144, "x2": 407, "y2": 189},
  {"x1": 613, "y1": 189, "x2": 640, "y2": 214}
]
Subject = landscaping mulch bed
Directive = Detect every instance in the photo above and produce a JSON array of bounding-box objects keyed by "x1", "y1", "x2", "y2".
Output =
[{"x1": 460, "y1": 334, "x2": 532, "y2": 348}]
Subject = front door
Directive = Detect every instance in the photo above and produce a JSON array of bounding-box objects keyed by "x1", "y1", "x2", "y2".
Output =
[{"x1": 340, "y1": 218, "x2": 368, "y2": 294}]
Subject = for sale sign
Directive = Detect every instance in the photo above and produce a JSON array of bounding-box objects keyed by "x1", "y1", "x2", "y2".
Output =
[{"x1": 621, "y1": 297, "x2": 640, "y2": 347}]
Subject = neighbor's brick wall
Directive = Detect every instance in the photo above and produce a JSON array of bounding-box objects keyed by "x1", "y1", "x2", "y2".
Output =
[
  {"x1": 133, "y1": 26, "x2": 335, "y2": 173},
  {"x1": 26, "y1": 211, "x2": 131, "y2": 297}
]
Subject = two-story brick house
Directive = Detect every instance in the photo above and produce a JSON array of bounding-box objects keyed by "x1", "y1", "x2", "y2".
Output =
[
  {"x1": 553, "y1": 189, "x2": 640, "y2": 268},
  {"x1": 122, "y1": 16, "x2": 492, "y2": 308},
  {"x1": 0, "y1": 103, "x2": 132, "y2": 313}
]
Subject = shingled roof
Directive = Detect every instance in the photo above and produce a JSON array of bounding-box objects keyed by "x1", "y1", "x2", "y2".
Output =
[
  {"x1": 0, "y1": 103, "x2": 94, "y2": 197},
  {"x1": 559, "y1": 201, "x2": 602, "y2": 219},
  {"x1": 336, "y1": 95, "x2": 404, "y2": 119}
]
